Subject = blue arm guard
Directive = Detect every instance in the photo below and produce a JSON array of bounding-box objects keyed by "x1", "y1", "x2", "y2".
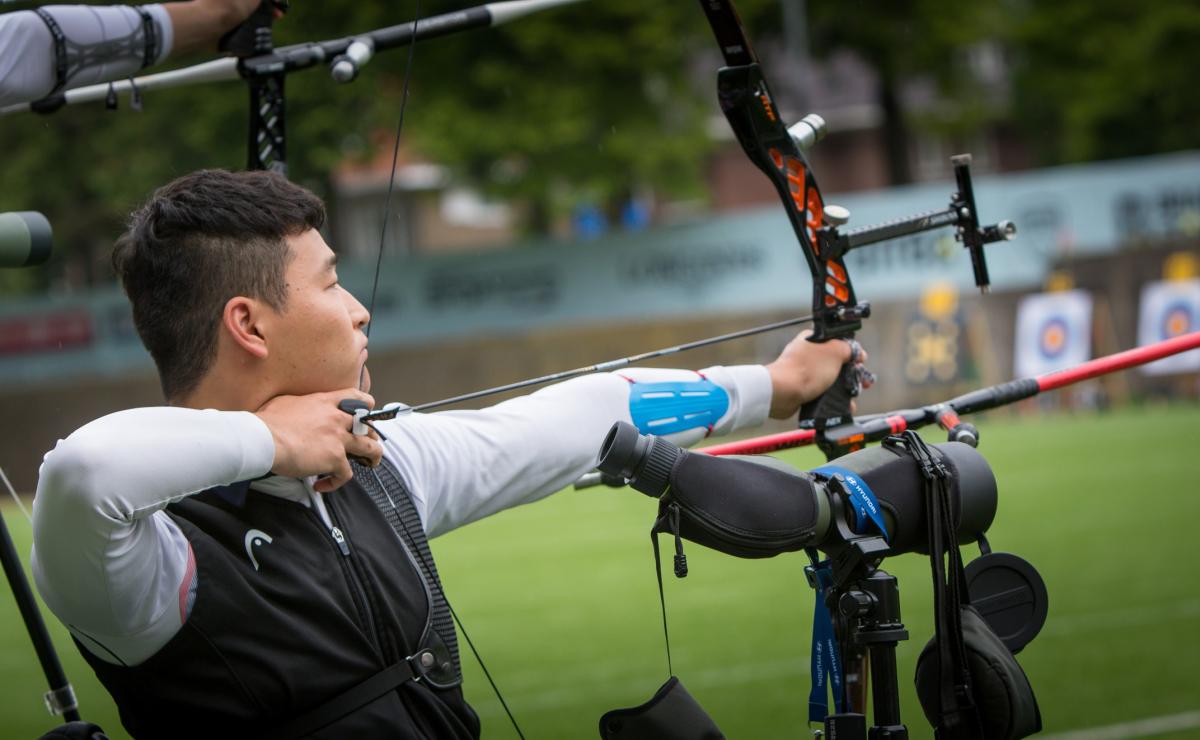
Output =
[{"x1": 628, "y1": 379, "x2": 730, "y2": 436}]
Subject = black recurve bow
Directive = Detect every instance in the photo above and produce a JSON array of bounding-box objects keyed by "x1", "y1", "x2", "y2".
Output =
[{"x1": 697, "y1": 0, "x2": 1015, "y2": 461}]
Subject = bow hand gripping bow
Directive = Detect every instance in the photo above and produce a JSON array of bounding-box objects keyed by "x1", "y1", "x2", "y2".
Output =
[{"x1": 699, "y1": 0, "x2": 1015, "y2": 459}]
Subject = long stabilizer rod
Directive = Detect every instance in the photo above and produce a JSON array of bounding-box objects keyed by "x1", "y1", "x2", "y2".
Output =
[
  {"x1": 697, "y1": 330, "x2": 1200, "y2": 457},
  {"x1": 0, "y1": 0, "x2": 588, "y2": 117}
]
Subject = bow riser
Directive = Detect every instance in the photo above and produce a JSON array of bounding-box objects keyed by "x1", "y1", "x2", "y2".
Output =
[{"x1": 716, "y1": 63, "x2": 862, "y2": 342}]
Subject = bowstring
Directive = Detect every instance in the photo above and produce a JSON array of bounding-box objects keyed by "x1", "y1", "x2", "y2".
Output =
[
  {"x1": 0, "y1": 465, "x2": 31, "y2": 523},
  {"x1": 359, "y1": 0, "x2": 421, "y2": 392},
  {"x1": 349, "y1": 5, "x2": 526, "y2": 736}
]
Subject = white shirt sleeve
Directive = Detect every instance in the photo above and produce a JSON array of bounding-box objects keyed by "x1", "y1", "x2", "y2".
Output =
[
  {"x1": 30, "y1": 363, "x2": 771, "y2": 665},
  {"x1": 31, "y1": 407, "x2": 274, "y2": 665},
  {"x1": 377, "y1": 364, "x2": 772, "y2": 538},
  {"x1": 0, "y1": 4, "x2": 173, "y2": 108}
]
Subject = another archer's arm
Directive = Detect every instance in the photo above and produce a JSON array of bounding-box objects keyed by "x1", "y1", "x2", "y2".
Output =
[
  {"x1": 0, "y1": 1, "x2": 257, "y2": 107},
  {"x1": 164, "y1": 0, "x2": 261, "y2": 56}
]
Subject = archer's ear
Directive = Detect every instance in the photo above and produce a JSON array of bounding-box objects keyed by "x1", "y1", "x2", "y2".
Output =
[{"x1": 222, "y1": 296, "x2": 270, "y2": 360}]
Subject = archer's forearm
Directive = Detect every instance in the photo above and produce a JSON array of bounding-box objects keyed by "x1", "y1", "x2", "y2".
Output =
[{"x1": 378, "y1": 364, "x2": 772, "y2": 539}]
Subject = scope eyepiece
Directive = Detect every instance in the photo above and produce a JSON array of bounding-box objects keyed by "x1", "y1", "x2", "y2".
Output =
[{"x1": 597, "y1": 421, "x2": 683, "y2": 498}]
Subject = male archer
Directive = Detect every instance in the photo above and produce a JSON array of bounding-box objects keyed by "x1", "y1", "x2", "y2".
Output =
[{"x1": 31, "y1": 168, "x2": 865, "y2": 738}]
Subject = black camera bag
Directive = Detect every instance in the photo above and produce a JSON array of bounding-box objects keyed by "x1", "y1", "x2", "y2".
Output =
[
  {"x1": 891, "y1": 432, "x2": 1041, "y2": 740},
  {"x1": 598, "y1": 677, "x2": 725, "y2": 740},
  {"x1": 914, "y1": 606, "x2": 1041, "y2": 740}
]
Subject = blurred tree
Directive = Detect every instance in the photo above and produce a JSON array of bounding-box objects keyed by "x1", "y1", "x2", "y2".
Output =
[
  {"x1": 1, "y1": 1, "x2": 784, "y2": 292},
  {"x1": 23, "y1": 1, "x2": 1196, "y2": 295},
  {"x1": 806, "y1": 0, "x2": 1004, "y2": 185},
  {"x1": 403, "y1": 0, "x2": 726, "y2": 234},
  {"x1": 1008, "y1": 0, "x2": 1200, "y2": 164}
]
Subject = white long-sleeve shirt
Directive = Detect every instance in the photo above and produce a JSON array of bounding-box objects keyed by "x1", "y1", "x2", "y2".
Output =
[{"x1": 31, "y1": 365, "x2": 772, "y2": 667}]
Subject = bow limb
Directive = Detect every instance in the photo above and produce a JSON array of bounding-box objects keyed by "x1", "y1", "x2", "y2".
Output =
[
  {"x1": 698, "y1": 0, "x2": 868, "y2": 458},
  {"x1": 698, "y1": 2, "x2": 864, "y2": 338}
]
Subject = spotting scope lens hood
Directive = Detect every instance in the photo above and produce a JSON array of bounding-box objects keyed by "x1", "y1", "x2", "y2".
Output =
[{"x1": 598, "y1": 421, "x2": 683, "y2": 498}]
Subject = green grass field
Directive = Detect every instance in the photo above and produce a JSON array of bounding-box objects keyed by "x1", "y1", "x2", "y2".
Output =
[{"x1": 2, "y1": 404, "x2": 1199, "y2": 739}]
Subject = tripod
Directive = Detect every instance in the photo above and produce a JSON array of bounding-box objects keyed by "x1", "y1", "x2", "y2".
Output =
[{"x1": 809, "y1": 527, "x2": 909, "y2": 739}]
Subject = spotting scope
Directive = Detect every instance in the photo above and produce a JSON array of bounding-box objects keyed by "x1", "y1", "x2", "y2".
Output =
[
  {"x1": 596, "y1": 421, "x2": 997, "y2": 558},
  {"x1": 0, "y1": 211, "x2": 53, "y2": 268}
]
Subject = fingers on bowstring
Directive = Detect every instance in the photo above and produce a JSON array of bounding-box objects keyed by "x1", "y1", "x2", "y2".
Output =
[{"x1": 346, "y1": 433, "x2": 383, "y2": 468}]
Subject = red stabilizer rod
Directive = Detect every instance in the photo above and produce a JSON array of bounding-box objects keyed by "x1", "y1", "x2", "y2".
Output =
[
  {"x1": 697, "y1": 331, "x2": 1200, "y2": 457},
  {"x1": 1037, "y1": 331, "x2": 1200, "y2": 392},
  {"x1": 699, "y1": 428, "x2": 816, "y2": 456}
]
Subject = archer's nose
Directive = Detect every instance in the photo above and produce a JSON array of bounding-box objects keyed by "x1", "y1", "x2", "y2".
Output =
[{"x1": 344, "y1": 288, "x2": 370, "y2": 330}]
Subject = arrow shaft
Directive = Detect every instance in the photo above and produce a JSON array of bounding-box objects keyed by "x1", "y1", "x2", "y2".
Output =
[{"x1": 361, "y1": 314, "x2": 814, "y2": 418}]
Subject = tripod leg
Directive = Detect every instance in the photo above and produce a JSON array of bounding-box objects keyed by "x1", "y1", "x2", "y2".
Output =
[
  {"x1": 845, "y1": 650, "x2": 870, "y2": 713},
  {"x1": 862, "y1": 569, "x2": 908, "y2": 739},
  {"x1": 0, "y1": 503, "x2": 81, "y2": 722},
  {"x1": 868, "y1": 645, "x2": 906, "y2": 738}
]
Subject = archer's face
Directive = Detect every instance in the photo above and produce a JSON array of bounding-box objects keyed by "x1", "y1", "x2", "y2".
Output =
[{"x1": 266, "y1": 229, "x2": 371, "y2": 395}]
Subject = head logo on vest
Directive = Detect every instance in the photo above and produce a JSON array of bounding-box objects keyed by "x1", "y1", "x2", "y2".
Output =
[{"x1": 243, "y1": 529, "x2": 273, "y2": 571}]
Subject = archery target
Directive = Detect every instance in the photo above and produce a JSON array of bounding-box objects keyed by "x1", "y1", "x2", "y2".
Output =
[
  {"x1": 1137, "y1": 279, "x2": 1200, "y2": 375},
  {"x1": 1038, "y1": 318, "x2": 1070, "y2": 361},
  {"x1": 1014, "y1": 290, "x2": 1093, "y2": 378},
  {"x1": 1161, "y1": 302, "x2": 1194, "y2": 339}
]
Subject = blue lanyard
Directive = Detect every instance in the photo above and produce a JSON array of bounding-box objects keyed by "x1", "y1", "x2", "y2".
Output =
[
  {"x1": 807, "y1": 558, "x2": 845, "y2": 723},
  {"x1": 813, "y1": 465, "x2": 889, "y2": 540}
]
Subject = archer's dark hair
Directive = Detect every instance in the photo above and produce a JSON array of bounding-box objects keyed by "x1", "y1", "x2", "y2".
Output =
[{"x1": 113, "y1": 169, "x2": 326, "y2": 400}]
